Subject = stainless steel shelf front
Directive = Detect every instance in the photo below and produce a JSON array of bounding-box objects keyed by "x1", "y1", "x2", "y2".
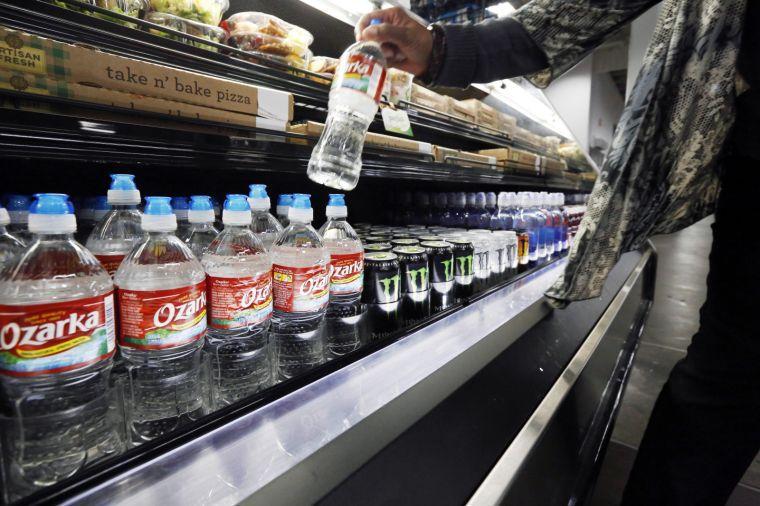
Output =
[{"x1": 63, "y1": 261, "x2": 566, "y2": 506}]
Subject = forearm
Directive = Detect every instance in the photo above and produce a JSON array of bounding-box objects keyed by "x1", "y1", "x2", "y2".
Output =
[{"x1": 431, "y1": 18, "x2": 549, "y2": 88}]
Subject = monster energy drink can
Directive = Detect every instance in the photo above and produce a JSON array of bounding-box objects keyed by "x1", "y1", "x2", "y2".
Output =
[
  {"x1": 447, "y1": 238, "x2": 475, "y2": 300},
  {"x1": 393, "y1": 245, "x2": 431, "y2": 325},
  {"x1": 391, "y1": 237, "x2": 420, "y2": 248},
  {"x1": 366, "y1": 235, "x2": 392, "y2": 244},
  {"x1": 420, "y1": 240, "x2": 454, "y2": 313},
  {"x1": 361, "y1": 252, "x2": 401, "y2": 341},
  {"x1": 364, "y1": 242, "x2": 392, "y2": 253}
]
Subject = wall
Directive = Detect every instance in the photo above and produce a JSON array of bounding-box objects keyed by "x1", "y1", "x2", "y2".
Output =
[
  {"x1": 588, "y1": 72, "x2": 624, "y2": 164},
  {"x1": 543, "y1": 56, "x2": 593, "y2": 152},
  {"x1": 626, "y1": 4, "x2": 662, "y2": 99}
]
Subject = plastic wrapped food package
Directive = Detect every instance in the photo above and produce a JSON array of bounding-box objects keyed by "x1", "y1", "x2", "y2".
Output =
[
  {"x1": 146, "y1": 11, "x2": 225, "y2": 51},
  {"x1": 48, "y1": 0, "x2": 147, "y2": 23},
  {"x1": 223, "y1": 12, "x2": 314, "y2": 69},
  {"x1": 388, "y1": 69, "x2": 413, "y2": 105},
  {"x1": 148, "y1": 0, "x2": 229, "y2": 25},
  {"x1": 308, "y1": 56, "x2": 339, "y2": 84}
]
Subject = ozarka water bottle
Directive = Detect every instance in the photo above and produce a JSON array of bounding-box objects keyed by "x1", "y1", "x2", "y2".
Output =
[
  {"x1": 0, "y1": 194, "x2": 121, "y2": 495},
  {"x1": 203, "y1": 195, "x2": 273, "y2": 408},
  {"x1": 319, "y1": 194, "x2": 364, "y2": 357},
  {"x1": 114, "y1": 197, "x2": 207, "y2": 445},
  {"x1": 86, "y1": 174, "x2": 145, "y2": 277},
  {"x1": 307, "y1": 19, "x2": 387, "y2": 190},
  {"x1": 270, "y1": 194, "x2": 330, "y2": 380}
]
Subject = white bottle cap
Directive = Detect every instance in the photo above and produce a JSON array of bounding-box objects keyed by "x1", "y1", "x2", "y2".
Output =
[
  {"x1": 28, "y1": 194, "x2": 77, "y2": 234},
  {"x1": 248, "y1": 184, "x2": 271, "y2": 211},
  {"x1": 188, "y1": 210, "x2": 215, "y2": 224},
  {"x1": 288, "y1": 194, "x2": 314, "y2": 223},
  {"x1": 107, "y1": 174, "x2": 141, "y2": 205},
  {"x1": 223, "y1": 194, "x2": 253, "y2": 226},
  {"x1": 0, "y1": 208, "x2": 9, "y2": 226},
  {"x1": 142, "y1": 197, "x2": 178, "y2": 232}
]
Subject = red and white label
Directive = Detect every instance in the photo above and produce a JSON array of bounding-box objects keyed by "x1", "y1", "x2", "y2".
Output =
[
  {"x1": 332, "y1": 52, "x2": 387, "y2": 103},
  {"x1": 0, "y1": 292, "x2": 116, "y2": 377},
  {"x1": 207, "y1": 274, "x2": 272, "y2": 330},
  {"x1": 117, "y1": 281, "x2": 206, "y2": 350},
  {"x1": 328, "y1": 252, "x2": 364, "y2": 295},
  {"x1": 95, "y1": 253, "x2": 126, "y2": 278},
  {"x1": 272, "y1": 264, "x2": 329, "y2": 313}
]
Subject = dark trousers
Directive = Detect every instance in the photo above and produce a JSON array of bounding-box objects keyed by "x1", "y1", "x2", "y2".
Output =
[{"x1": 621, "y1": 155, "x2": 760, "y2": 505}]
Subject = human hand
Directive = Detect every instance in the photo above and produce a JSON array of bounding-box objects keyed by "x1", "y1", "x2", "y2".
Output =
[{"x1": 355, "y1": 7, "x2": 433, "y2": 77}]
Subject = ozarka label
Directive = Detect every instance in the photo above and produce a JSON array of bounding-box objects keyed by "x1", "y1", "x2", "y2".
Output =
[
  {"x1": 272, "y1": 264, "x2": 329, "y2": 313},
  {"x1": 207, "y1": 274, "x2": 272, "y2": 330},
  {"x1": 95, "y1": 253, "x2": 126, "y2": 278},
  {"x1": 328, "y1": 252, "x2": 364, "y2": 296},
  {"x1": 118, "y1": 281, "x2": 206, "y2": 350},
  {"x1": 332, "y1": 52, "x2": 387, "y2": 103},
  {"x1": 0, "y1": 292, "x2": 116, "y2": 377}
]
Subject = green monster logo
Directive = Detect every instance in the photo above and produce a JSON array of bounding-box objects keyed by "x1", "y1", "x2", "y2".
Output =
[
  {"x1": 456, "y1": 255, "x2": 473, "y2": 276},
  {"x1": 441, "y1": 259, "x2": 453, "y2": 281},
  {"x1": 406, "y1": 266, "x2": 429, "y2": 292},
  {"x1": 379, "y1": 274, "x2": 400, "y2": 302}
]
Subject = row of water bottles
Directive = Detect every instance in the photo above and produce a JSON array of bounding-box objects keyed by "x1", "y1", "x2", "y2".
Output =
[{"x1": 0, "y1": 176, "x2": 363, "y2": 497}]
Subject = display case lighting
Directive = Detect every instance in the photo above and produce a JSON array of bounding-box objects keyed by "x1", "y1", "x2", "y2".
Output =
[{"x1": 486, "y1": 1, "x2": 515, "y2": 18}]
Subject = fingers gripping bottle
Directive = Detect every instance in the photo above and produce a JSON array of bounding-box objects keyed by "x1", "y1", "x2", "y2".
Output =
[
  {"x1": 318, "y1": 194, "x2": 364, "y2": 357},
  {"x1": 86, "y1": 174, "x2": 145, "y2": 278},
  {"x1": 276, "y1": 193, "x2": 293, "y2": 228},
  {"x1": 203, "y1": 195, "x2": 273, "y2": 408},
  {"x1": 184, "y1": 196, "x2": 220, "y2": 259},
  {"x1": 171, "y1": 196, "x2": 192, "y2": 241},
  {"x1": 248, "y1": 184, "x2": 283, "y2": 251},
  {"x1": 270, "y1": 194, "x2": 330, "y2": 380},
  {"x1": 307, "y1": 18, "x2": 387, "y2": 190},
  {"x1": 114, "y1": 197, "x2": 207, "y2": 445},
  {"x1": 0, "y1": 194, "x2": 121, "y2": 494},
  {"x1": 0, "y1": 206, "x2": 24, "y2": 271}
]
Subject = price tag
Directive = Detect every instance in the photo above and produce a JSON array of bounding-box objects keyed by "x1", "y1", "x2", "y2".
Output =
[{"x1": 381, "y1": 108, "x2": 413, "y2": 136}]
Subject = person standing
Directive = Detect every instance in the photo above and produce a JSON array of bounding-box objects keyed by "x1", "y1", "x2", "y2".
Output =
[{"x1": 355, "y1": 1, "x2": 756, "y2": 504}]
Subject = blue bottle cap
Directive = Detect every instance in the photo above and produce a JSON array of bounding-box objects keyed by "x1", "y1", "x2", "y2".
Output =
[
  {"x1": 170, "y1": 196, "x2": 189, "y2": 210},
  {"x1": 110, "y1": 174, "x2": 137, "y2": 190},
  {"x1": 327, "y1": 194, "x2": 346, "y2": 207},
  {"x1": 30, "y1": 193, "x2": 73, "y2": 215},
  {"x1": 6, "y1": 194, "x2": 31, "y2": 211},
  {"x1": 144, "y1": 196, "x2": 174, "y2": 215},
  {"x1": 223, "y1": 194, "x2": 252, "y2": 226},
  {"x1": 291, "y1": 193, "x2": 312, "y2": 209},
  {"x1": 277, "y1": 194, "x2": 293, "y2": 206},
  {"x1": 189, "y1": 195, "x2": 213, "y2": 211},
  {"x1": 289, "y1": 194, "x2": 313, "y2": 222},
  {"x1": 248, "y1": 184, "x2": 269, "y2": 199}
]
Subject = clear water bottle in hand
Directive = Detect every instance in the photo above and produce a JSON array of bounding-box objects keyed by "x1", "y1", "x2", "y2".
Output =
[
  {"x1": 270, "y1": 194, "x2": 330, "y2": 380},
  {"x1": 184, "y1": 195, "x2": 220, "y2": 259},
  {"x1": 114, "y1": 197, "x2": 207, "y2": 445},
  {"x1": 307, "y1": 19, "x2": 387, "y2": 190},
  {"x1": 0, "y1": 194, "x2": 121, "y2": 494},
  {"x1": 248, "y1": 184, "x2": 283, "y2": 251},
  {"x1": 203, "y1": 195, "x2": 273, "y2": 408},
  {"x1": 86, "y1": 174, "x2": 145, "y2": 278}
]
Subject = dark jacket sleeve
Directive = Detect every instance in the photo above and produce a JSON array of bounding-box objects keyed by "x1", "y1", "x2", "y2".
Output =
[{"x1": 435, "y1": 0, "x2": 660, "y2": 89}]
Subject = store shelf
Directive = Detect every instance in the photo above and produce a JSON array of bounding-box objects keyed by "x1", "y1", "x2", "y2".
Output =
[
  {"x1": 0, "y1": 100, "x2": 590, "y2": 191},
  {"x1": 0, "y1": 0, "x2": 567, "y2": 156}
]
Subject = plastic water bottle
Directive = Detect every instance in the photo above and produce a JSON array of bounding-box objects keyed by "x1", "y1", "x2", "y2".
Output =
[
  {"x1": 86, "y1": 174, "x2": 144, "y2": 278},
  {"x1": 248, "y1": 184, "x2": 283, "y2": 251},
  {"x1": 0, "y1": 194, "x2": 121, "y2": 493},
  {"x1": 114, "y1": 197, "x2": 207, "y2": 445},
  {"x1": 319, "y1": 194, "x2": 364, "y2": 357},
  {"x1": 559, "y1": 193, "x2": 570, "y2": 251},
  {"x1": 466, "y1": 192, "x2": 491, "y2": 229},
  {"x1": 485, "y1": 192, "x2": 497, "y2": 216},
  {"x1": 307, "y1": 19, "x2": 387, "y2": 190},
  {"x1": 184, "y1": 196, "x2": 220, "y2": 259},
  {"x1": 536, "y1": 192, "x2": 554, "y2": 261},
  {"x1": 514, "y1": 193, "x2": 539, "y2": 267},
  {"x1": 75, "y1": 196, "x2": 95, "y2": 244},
  {"x1": 203, "y1": 195, "x2": 272, "y2": 408},
  {"x1": 6, "y1": 194, "x2": 31, "y2": 245},
  {"x1": 171, "y1": 196, "x2": 192, "y2": 241},
  {"x1": 276, "y1": 193, "x2": 293, "y2": 228},
  {"x1": 490, "y1": 192, "x2": 514, "y2": 231},
  {"x1": 0, "y1": 206, "x2": 24, "y2": 270},
  {"x1": 270, "y1": 194, "x2": 330, "y2": 379}
]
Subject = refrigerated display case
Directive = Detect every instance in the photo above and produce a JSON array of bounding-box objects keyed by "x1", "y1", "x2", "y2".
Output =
[{"x1": 0, "y1": 1, "x2": 650, "y2": 504}]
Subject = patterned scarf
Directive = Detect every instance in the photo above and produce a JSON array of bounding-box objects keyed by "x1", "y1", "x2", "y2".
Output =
[{"x1": 513, "y1": 0, "x2": 746, "y2": 306}]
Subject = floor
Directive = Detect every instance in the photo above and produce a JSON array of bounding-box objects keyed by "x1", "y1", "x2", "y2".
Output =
[{"x1": 589, "y1": 216, "x2": 760, "y2": 506}]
